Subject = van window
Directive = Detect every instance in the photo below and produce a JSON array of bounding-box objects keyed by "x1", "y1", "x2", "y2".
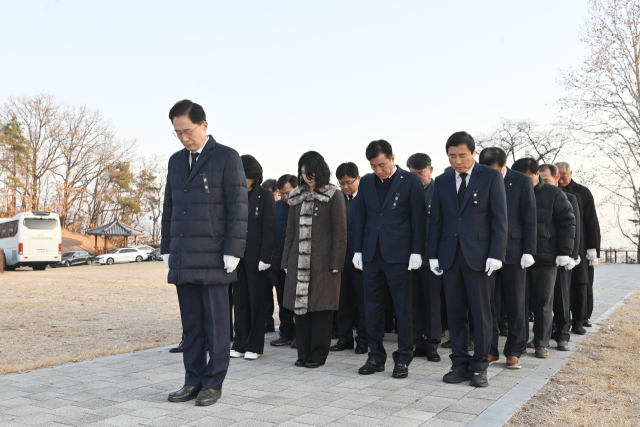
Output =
[
  {"x1": 24, "y1": 218, "x2": 58, "y2": 230},
  {"x1": 0, "y1": 220, "x2": 19, "y2": 238}
]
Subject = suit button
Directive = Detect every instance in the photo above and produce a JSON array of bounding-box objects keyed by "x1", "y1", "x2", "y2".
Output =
[
  {"x1": 380, "y1": 213, "x2": 383, "y2": 216},
  {"x1": 377, "y1": 227, "x2": 380, "y2": 229},
  {"x1": 184, "y1": 189, "x2": 188, "y2": 193},
  {"x1": 454, "y1": 234, "x2": 458, "y2": 237},
  {"x1": 180, "y1": 233, "x2": 184, "y2": 237},
  {"x1": 182, "y1": 211, "x2": 186, "y2": 215},
  {"x1": 458, "y1": 217, "x2": 462, "y2": 221}
]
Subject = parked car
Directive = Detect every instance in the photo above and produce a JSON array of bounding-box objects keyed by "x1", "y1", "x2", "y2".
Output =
[
  {"x1": 130, "y1": 245, "x2": 155, "y2": 258},
  {"x1": 95, "y1": 248, "x2": 145, "y2": 265},
  {"x1": 148, "y1": 248, "x2": 163, "y2": 261},
  {"x1": 55, "y1": 251, "x2": 94, "y2": 267}
]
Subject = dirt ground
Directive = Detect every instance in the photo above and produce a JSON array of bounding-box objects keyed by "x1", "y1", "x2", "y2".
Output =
[
  {"x1": 0, "y1": 261, "x2": 183, "y2": 375},
  {"x1": 506, "y1": 289, "x2": 640, "y2": 427}
]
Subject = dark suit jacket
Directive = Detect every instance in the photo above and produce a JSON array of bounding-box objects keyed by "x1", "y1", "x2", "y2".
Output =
[
  {"x1": 503, "y1": 168, "x2": 537, "y2": 265},
  {"x1": 353, "y1": 168, "x2": 426, "y2": 264},
  {"x1": 244, "y1": 186, "x2": 276, "y2": 271},
  {"x1": 423, "y1": 180, "x2": 435, "y2": 257},
  {"x1": 428, "y1": 163, "x2": 508, "y2": 272},
  {"x1": 272, "y1": 200, "x2": 289, "y2": 269},
  {"x1": 562, "y1": 180, "x2": 600, "y2": 255},
  {"x1": 344, "y1": 192, "x2": 358, "y2": 257}
]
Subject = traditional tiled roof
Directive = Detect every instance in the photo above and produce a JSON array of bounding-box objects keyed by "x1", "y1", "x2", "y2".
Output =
[{"x1": 86, "y1": 220, "x2": 144, "y2": 236}]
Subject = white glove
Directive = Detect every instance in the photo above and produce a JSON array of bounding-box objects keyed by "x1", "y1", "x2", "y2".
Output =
[
  {"x1": 284, "y1": 268, "x2": 287, "y2": 274},
  {"x1": 353, "y1": 253, "x2": 363, "y2": 270},
  {"x1": 223, "y1": 255, "x2": 240, "y2": 274},
  {"x1": 565, "y1": 258, "x2": 576, "y2": 270},
  {"x1": 586, "y1": 248, "x2": 597, "y2": 260},
  {"x1": 332, "y1": 269, "x2": 339, "y2": 273},
  {"x1": 408, "y1": 254, "x2": 422, "y2": 271},
  {"x1": 575, "y1": 256, "x2": 581, "y2": 266},
  {"x1": 589, "y1": 258, "x2": 599, "y2": 266},
  {"x1": 555, "y1": 256, "x2": 571, "y2": 267},
  {"x1": 258, "y1": 261, "x2": 271, "y2": 271},
  {"x1": 485, "y1": 258, "x2": 503, "y2": 276},
  {"x1": 429, "y1": 259, "x2": 443, "y2": 276},
  {"x1": 162, "y1": 254, "x2": 170, "y2": 269},
  {"x1": 520, "y1": 254, "x2": 535, "y2": 269}
]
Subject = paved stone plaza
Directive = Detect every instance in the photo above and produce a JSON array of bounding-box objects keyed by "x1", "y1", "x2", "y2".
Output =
[{"x1": 0, "y1": 264, "x2": 638, "y2": 427}]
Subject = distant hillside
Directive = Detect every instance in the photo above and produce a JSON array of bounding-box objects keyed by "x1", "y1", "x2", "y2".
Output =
[{"x1": 62, "y1": 229, "x2": 117, "y2": 254}]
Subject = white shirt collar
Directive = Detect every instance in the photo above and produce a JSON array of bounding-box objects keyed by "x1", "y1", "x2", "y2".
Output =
[
  {"x1": 455, "y1": 163, "x2": 474, "y2": 179},
  {"x1": 502, "y1": 167, "x2": 507, "y2": 178},
  {"x1": 381, "y1": 166, "x2": 397, "y2": 182}
]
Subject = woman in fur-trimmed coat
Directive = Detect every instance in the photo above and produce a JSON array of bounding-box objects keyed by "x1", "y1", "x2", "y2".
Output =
[{"x1": 282, "y1": 151, "x2": 347, "y2": 368}]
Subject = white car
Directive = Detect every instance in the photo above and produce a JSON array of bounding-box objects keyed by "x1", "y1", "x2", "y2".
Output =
[
  {"x1": 95, "y1": 248, "x2": 145, "y2": 265},
  {"x1": 129, "y1": 245, "x2": 155, "y2": 260}
]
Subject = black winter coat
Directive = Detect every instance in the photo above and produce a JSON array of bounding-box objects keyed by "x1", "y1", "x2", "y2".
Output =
[
  {"x1": 562, "y1": 188, "x2": 588, "y2": 284},
  {"x1": 533, "y1": 180, "x2": 576, "y2": 266},
  {"x1": 503, "y1": 168, "x2": 537, "y2": 265},
  {"x1": 244, "y1": 186, "x2": 276, "y2": 271},
  {"x1": 161, "y1": 137, "x2": 248, "y2": 285},
  {"x1": 562, "y1": 180, "x2": 601, "y2": 256},
  {"x1": 272, "y1": 200, "x2": 289, "y2": 269}
]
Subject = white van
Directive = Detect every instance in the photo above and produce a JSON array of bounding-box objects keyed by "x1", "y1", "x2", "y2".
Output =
[{"x1": 0, "y1": 211, "x2": 62, "y2": 271}]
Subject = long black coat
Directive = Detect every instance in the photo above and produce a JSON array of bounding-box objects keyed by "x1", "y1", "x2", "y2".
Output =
[
  {"x1": 243, "y1": 186, "x2": 276, "y2": 270},
  {"x1": 562, "y1": 180, "x2": 601, "y2": 256},
  {"x1": 161, "y1": 136, "x2": 248, "y2": 285},
  {"x1": 532, "y1": 180, "x2": 575, "y2": 266},
  {"x1": 562, "y1": 188, "x2": 588, "y2": 284}
]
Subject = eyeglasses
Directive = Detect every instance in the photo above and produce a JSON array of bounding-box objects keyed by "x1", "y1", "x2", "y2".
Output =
[
  {"x1": 338, "y1": 178, "x2": 357, "y2": 188},
  {"x1": 173, "y1": 123, "x2": 203, "y2": 139},
  {"x1": 278, "y1": 191, "x2": 291, "y2": 198}
]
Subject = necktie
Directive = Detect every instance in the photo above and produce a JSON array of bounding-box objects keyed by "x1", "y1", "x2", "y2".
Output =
[
  {"x1": 189, "y1": 152, "x2": 199, "y2": 174},
  {"x1": 458, "y1": 172, "x2": 467, "y2": 207}
]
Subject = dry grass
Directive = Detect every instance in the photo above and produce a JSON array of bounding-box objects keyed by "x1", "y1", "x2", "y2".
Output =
[
  {"x1": 506, "y1": 289, "x2": 640, "y2": 427},
  {"x1": 0, "y1": 262, "x2": 182, "y2": 375}
]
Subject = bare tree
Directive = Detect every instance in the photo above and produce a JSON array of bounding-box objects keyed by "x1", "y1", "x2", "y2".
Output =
[
  {"x1": 558, "y1": 0, "x2": 640, "y2": 258},
  {"x1": 476, "y1": 118, "x2": 571, "y2": 164},
  {"x1": 140, "y1": 156, "x2": 166, "y2": 244}
]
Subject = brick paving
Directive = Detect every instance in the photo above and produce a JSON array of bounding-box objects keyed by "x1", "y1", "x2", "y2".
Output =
[{"x1": 0, "y1": 264, "x2": 637, "y2": 427}]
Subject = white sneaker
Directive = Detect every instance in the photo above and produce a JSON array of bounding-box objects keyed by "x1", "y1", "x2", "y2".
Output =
[
  {"x1": 244, "y1": 352, "x2": 260, "y2": 360},
  {"x1": 230, "y1": 350, "x2": 245, "y2": 358}
]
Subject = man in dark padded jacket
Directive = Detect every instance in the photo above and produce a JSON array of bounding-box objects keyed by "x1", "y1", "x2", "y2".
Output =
[{"x1": 512, "y1": 158, "x2": 575, "y2": 360}]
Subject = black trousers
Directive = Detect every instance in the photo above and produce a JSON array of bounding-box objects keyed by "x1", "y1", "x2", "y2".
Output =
[
  {"x1": 552, "y1": 267, "x2": 572, "y2": 343},
  {"x1": 570, "y1": 282, "x2": 588, "y2": 327},
  {"x1": 490, "y1": 263, "x2": 527, "y2": 358},
  {"x1": 264, "y1": 274, "x2": 275, "y2": 327},
  {"x1": 587, "y1": 266, "x2": 595, "y2": 319},
  {"x1": 295, "y1": 310, "x2": 333, "y2": 364},
  {"x1": 336, "y1": 256, "x2": 367, "y2": 345},
  {"x1": 363, "y1": 246, "x2": 413, "y2": 365},
  {"x1": 270, "y1": 268, "x2": 296, "y2": 339},
  {"x1": 232, "y1": 259, "x2": 268, "y2": 354},
  {"x1": 176, "y1": 284, "x2": 230, "y2": 390},
  {"x1": 530, "y1": 264, "x2": 558, "y2": 348},
  {"x1": 228, "y1": 285, "x2": 234, "y2": 338},
  {"x1": 412, "y1": 264, "x2": 443, "y2": 351},
  {"x1": 443, "y1": 245, "x2": 494, "y2": 372}
]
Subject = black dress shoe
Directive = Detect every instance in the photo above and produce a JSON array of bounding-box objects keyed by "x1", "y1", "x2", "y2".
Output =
[
  {"x1": 441, "y1": 339, "x2": 452, "y2": 348},
  {"x1": 330, "y1": 340, "x2": 354, "y2": 351},
  {"x1": 557, "y1": 340, "x2": 569, "y2": 351},
  {"x1": 195, "y1": 388, "x2": 221, "y2": 406},
  {"x1": 355, "y1": 343, "x2": 368, "y2": 354},
  {"x1": 583, "y1": 319, "x2": 592, "y2": 327},
  {"x1": 470, "y1": 369, "x2": 489, "y2": 387},
  {"x1": 572, "y1": 324, "x2": 586, "y2": 335},
  {"x1": 358, "y1": 358, "x2": 385, "y2": 375},
  {"x1": 169, "y1": 341, "x2": 184, "y2": 353},
  {"x1": 168, "y1": 385, "x2": 202, "y2": 402},
  {"x1": 392, "y1": 363, "x2": 408, "y2": 379},
  {"x1": 265, "y1": 323, "x2": 275, "y2": 333},
  {"x1": 443, "y1": 365, "x2": 472, "y2": 383},
  {"x1": 294, "y1": 359, "x2": 306, "y2": 367},
  {"x1": 426, "y1": 349, "x2": 441, "y2": 362},
  {"x1": 305, "y1": 361, "x2": 324, "y2": 368},
  {"x1": 413, "y1": 348, "x2": 428, "y2": 357},
  {"x1": 526, "y1": 340, "x2": 535, "y2": 348},
  {"x1": 270, "y1": 336, "x2": 293, "y2": 346}
]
